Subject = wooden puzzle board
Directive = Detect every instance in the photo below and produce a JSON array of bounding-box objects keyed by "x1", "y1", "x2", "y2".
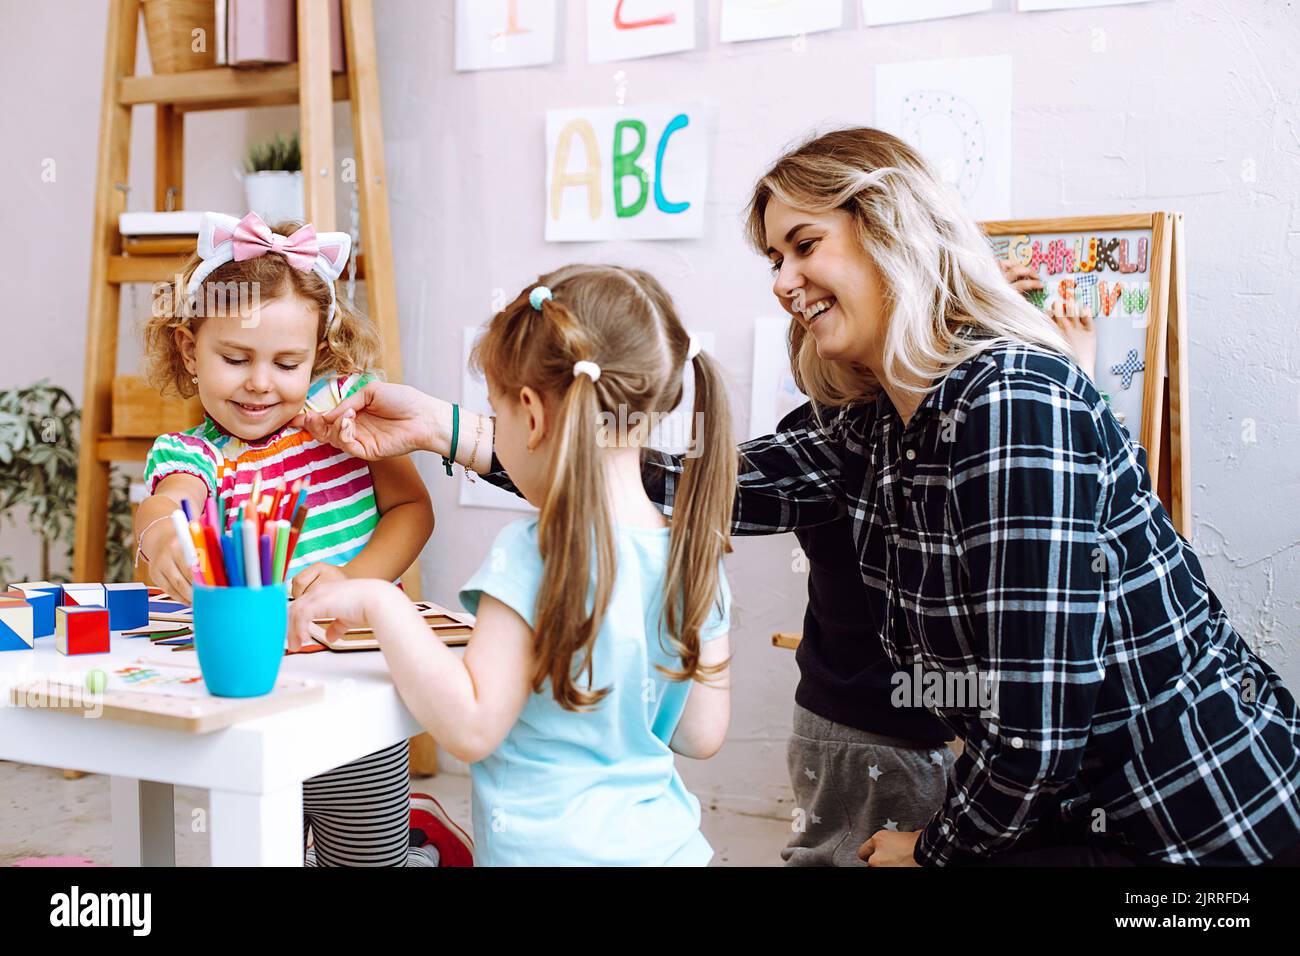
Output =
[
  {"x1": 9, "y1": 659, "x2": 324, "y2": 733},
  {"x1": 308, "y1": 603, "x2": 475, "y2": 652}
]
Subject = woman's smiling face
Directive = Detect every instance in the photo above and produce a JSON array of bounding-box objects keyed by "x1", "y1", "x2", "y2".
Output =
[{"x1": 764, "y1": 197, "x2": 889, "y2": 370}]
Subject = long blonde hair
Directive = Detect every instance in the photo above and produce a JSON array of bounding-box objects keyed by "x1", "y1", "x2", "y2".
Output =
[
  {"x1": 745, "y1": 127, "x2": 1071, "y2": 406},
  {"x1": 144, "y1": 220, "x2": 382, "y2": 397},
  {"x1": 472, "y1": 265, "x2": 736, "y2": 711}
]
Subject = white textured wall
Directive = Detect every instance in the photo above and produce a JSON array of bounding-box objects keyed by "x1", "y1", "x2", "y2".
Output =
[{"x1": 2, "y1": 0, "x2": 1297, "y2": 816}]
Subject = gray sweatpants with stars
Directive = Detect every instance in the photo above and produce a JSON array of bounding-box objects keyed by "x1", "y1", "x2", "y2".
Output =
[{"x1": 782, "y1": 703, "x2": 956, "y2": 867}]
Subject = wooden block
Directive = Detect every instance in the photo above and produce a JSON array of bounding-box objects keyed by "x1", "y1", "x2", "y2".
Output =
[
  {"x1": 0, "y1": 602, "x2": 34, "y2": 651},
  {"x1": 106, "y1": 582, "x2": 149, "y2": 630},
  {"x1": 7, "y1": 589, "x2": 55, "y2": 637},
  {"x1": 11, "y1": 581, "x2": 63, "y2": 606},
  {"x1": 55, "y1": 607, "x2": 111, "y2": 656},
  {"x1": 11, "y1": 583, "x2": 60, "y2": 637},
  {"x1": 111, "y1": 376, "x2": 203, "y2": 437},
  {"x1": 62, "y1": 584, "x2": 106, "y2": 609}
]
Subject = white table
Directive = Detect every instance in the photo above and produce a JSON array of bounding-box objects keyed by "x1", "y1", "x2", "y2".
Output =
[{"x1": 0, "y1": 633, "x2": 424, "y2": 866}]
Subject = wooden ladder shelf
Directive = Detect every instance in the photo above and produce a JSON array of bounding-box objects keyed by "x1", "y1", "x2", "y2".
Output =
[{"x1": 75, "y1": 0, "x2": 411, "y2": 592}]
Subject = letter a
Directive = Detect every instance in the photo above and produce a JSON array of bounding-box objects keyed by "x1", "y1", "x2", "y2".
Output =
[{"x1": 550, "y1": 119, "x2": 602, "y2": 222}]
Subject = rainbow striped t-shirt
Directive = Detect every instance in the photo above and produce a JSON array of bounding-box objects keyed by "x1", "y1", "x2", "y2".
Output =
[{"x1": 143, "y1": 373, "x2": 379, "y2": 576}]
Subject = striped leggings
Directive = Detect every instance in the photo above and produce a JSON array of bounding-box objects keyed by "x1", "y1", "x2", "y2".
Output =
[{"x1": 301, "y1": 740, "x2": 436, "y2": 867}]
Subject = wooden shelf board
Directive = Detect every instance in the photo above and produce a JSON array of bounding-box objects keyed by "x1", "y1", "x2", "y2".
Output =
[
  {"x1": 108, "y1": 252, "x2": 366, "y2": 285},
  {"x1": 118, "y1": 65, "x2": 349, "y2": 112},
  {"x1": 97, "y1": 435, "x2": 152, "y2": 462}
]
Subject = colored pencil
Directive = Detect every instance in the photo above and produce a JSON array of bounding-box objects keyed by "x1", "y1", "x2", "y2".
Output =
[
  {"x1": 220, "y1": 531, "x2": 239, "y2": 587},
  {"x1": 249, "y1": 471, "x2": 263, "y2": 517},
  {"x1": 179, "y1": 498, "x2": 194, "y2": 523},
  {"x1": 203, "y1": 523, "x2": 227, "y2": 587},
  {"x1": 243, "y1": 519, "x2": 261, "y2": 590},
  {"x1": 268, "y1": 483, "x2": 284, "y2": 524},
  {"x1": 269, "y1": 521, "x2": 287, "y2": 583},
  {"x1": 229, "y1": 530, "x2": 245, "y2": 587},
  {"x1": 284, "y1": 478, "x2": 302, "y2": 523},
  {"x1": 194, "y1": 544, "x2": 212, "y2": 586},
  {"x1": 260, "y1": 534, "x2": 273, "y2": 587},
  {"x1": 170, "y1": 509, "x2": 198, "y2": 569},
  {"x1": 285, "y1": 502, "x2": 310, "y2": 571},
  {"x1": 187, "y1": 520, "x2": 207, "y2": 574}
]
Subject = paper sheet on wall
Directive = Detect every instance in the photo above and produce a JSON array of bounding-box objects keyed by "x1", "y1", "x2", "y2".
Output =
[
  {"x1": 587, "y1": 0, "x2": 696, "y2": 63},
  {"x1": 455, "y1": 0, "x2": 558, "y2": 71},
  {"x1": 545, "y1": 104, "x2": 710, "y2": 242},
  {"x1": 459, "y1": 327, "x2": 536, "y2": 513},
  {"x1": 648, "y1": 331, "x2": 717, "y2": 455},
  {"x1": 874, "y1": 55, "x2": 1012, "y2": 221},
  {"x1": 749, "y1": 317, "x2": 808, "y2": 439},
  {"x1": 719, "y1": 0, "x2": 843, "y2": 43},
  {"x1": 1018, "y1": 0, "x2": 1150, "y2": 10},
  {"x1": 862, "y1": 0, "x2": 991, "y2": 27}
]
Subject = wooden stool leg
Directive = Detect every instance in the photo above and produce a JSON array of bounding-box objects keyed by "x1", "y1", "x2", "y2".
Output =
[{"x1": 409, "y1": 734, "x2": 439, "y2": 778}]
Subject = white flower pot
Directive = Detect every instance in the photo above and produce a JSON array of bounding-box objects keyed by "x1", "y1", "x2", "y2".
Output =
[{"x1": 242, "y1": 170, "x2": 304, "y2": 226}]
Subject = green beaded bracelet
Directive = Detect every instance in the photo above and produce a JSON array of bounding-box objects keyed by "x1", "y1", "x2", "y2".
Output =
[{"x1": 442, "y1": 402, "x2": 459, "y2": 476}]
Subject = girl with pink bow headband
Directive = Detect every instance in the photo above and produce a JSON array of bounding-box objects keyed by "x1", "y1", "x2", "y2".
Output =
[
  {"x1": 146, "y1": 210, "x2": 378, "y2": 398},
  {"x1": 137, "y1": 212, "x2": 446, "y2": 866}
]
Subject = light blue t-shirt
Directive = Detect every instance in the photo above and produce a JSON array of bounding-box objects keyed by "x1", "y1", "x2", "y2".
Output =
[{"x1": 459, "y1": 518, "x2": 732, "y2": 867}]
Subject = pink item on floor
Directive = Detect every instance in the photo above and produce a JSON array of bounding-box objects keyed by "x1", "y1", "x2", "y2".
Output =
[{"x1": 13, "y1": 856, "x2": 99, "y2": 867}]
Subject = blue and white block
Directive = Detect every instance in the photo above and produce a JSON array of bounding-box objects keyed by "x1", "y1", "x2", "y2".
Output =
[
  {"x1": 0, "y1": 599, "x2": 34, "y2": 651},
  {"x1": 62, "y1": 583, "x2": 106, "y2": 609},
  {"x1": 105, "y1": 582, "x2": 148, "y2": 630},
  {"x1": 10, "y1": 582, "x2": 59, "y2": 637}
]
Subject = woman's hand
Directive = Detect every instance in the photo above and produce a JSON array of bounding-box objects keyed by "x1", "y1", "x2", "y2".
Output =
[
  {"x1": 998, "y1": 259, "x2": 1044, "y2": 294},
  {"x1": 858, "y1": 829, "x2": 922, "y2": 867},
  {"x1": 141, "y1": 521, "x2": 195, "y2": 605},
  {"x1": 286, "y1": 577, "x2": 398, "y2": 651},
  {"x1": 289, "y1": 561, "x2": 348, "y2": 599},
  {"x1": 291, "y1": 381, "x2": 436, "y2": 461}
]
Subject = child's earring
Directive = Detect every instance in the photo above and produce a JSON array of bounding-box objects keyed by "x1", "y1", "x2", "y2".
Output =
[{"x1": 191, "y1": 375, "x2": 198, "y2": 384}]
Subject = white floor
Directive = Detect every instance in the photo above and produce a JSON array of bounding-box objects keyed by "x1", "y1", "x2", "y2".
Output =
[{"x1": 0, "y1": 760, "x2": 789, "y2": 867}]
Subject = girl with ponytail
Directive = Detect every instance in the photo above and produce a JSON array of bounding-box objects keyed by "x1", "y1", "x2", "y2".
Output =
[{"x1": 288, "y1": 264, "x2": 737, "y2": 867}]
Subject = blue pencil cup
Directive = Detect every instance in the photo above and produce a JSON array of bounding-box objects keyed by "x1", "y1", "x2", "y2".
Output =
[{"x1": 192, "y1": 584, "x2": 288, "y2": 698}]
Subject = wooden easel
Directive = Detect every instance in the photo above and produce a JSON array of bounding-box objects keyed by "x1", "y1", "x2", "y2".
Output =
[
  {"x1": 75, "y1": 0, "x2": 436, "y2": 773},
  {"x1": 981, "y1": 213, "x2": 1191, "y2": 537}
]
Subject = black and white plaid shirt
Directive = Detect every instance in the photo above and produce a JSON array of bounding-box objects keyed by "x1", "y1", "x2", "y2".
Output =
[{"x1": 623, "y1": 344, "x2": 1299, "y2": 865}]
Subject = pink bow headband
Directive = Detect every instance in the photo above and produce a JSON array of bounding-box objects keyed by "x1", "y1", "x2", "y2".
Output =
[{"x1": 185, "y1": 211, "x2": 351, "y2": 333}]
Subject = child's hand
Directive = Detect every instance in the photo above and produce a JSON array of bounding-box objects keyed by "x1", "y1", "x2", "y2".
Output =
[
  {"x1": 141, "y1": 521, "x2": 195, "y2": 605},
  {"x1": 290, "y1": 562, "x2": 348, "y2": 599},
  {"x1": 291, "y1": 382, "x2": 434, "y2": 461},
  {"x1": 286, "y1": 577, "x2": 396, "y2": 651},
  {"x1": 998, "y1": 258, "x2": 1044, "y2": 294}
]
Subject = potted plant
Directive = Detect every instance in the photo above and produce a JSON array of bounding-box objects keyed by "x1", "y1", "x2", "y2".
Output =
[
  {"x1": 242, "y1": 132, "x2": 304, "y2": 226},
  {"x1": 141, "y1": 0, "x2": 217, "y2": 74},
  {"x1": 0, "y1": 381, "x2": 133, "y2": 586}
]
